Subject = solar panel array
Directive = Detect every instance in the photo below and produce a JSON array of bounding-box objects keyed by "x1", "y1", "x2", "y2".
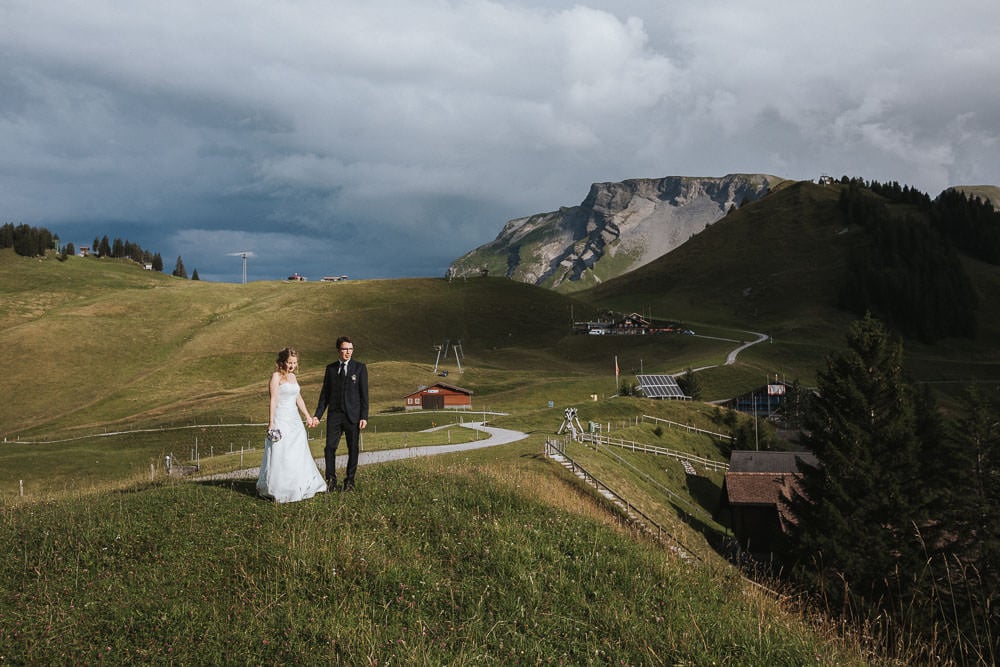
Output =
[{"x1": 636, "y1": 374, "x2": 688, "y2": 400}]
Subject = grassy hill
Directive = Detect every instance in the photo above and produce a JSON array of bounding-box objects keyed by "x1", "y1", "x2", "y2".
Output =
[
  {"x1": 954, "y1": 184, "x2": 1000, "y2": 210},
  {"x1": 1, "y1": 447, "x2": 882, "y2": 664},
  {"x1": 0, "y1": 250, "x2": 883, "y2": 663},
  {"x1": 580, "y1": 179, "x2": 1000, "y2": 395},
  {"x1": 1, "y1": 248, "x2": 804, "y2": 439},
  {"x1": 1, "y1": 251, "x2": 575, "y2": 435},
  {"x1": 1, "y1": 204, "x2": 989, "y2": 661}
]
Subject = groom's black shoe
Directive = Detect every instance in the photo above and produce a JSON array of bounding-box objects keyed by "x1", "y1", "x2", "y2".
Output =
[
  {"x1": 343, "y1": 480, "x2": 355, "y2": 492},
  {"x1": 326, "y1": 478, "x2": 337, "y2": 492}
]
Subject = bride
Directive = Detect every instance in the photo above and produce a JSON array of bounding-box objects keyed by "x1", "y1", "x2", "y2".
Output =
[{"x1": 256, "y1": 347, "x2": 328, "y2": 502}]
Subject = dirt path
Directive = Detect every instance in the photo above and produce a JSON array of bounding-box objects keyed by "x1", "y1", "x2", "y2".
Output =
[
  {"x1": 687, "y1": 330, "x2": 769, "y2": 372},
  {"x1": 197, "y1": 421, "x2": 529, "y2": 481}
]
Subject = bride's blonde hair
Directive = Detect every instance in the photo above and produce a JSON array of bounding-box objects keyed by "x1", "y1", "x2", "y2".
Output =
[{"x1": 275, "y1": 347, "x2": 298, "y2": 376}]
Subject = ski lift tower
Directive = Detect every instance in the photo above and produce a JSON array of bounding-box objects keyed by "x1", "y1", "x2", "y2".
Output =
[
  {"x1": 432, "y1": 345, "x2": 444, "y2": 373},
  {"x1": 227, "y1": 250, "x2": 254, "y2": 284},
  {"x1": 557, "y1": 407, "x2": 585, "y2": 440}
]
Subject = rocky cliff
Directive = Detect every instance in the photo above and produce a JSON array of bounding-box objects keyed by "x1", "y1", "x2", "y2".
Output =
[{"x1": 450, "y1": 173, "x2": 784, "y2": 292}]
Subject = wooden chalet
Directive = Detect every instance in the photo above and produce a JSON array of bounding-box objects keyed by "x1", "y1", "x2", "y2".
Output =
[
  {"x1": 613, "y1": 312, "x2": 650, "y2": 334},
  {"x1": 404, "y1": 383, "x2": 473, "y2": 411},
  {"x1": 719, "y1": 450, "x2": 818, "y2": 557},
  {"x1": 573, "y1": 312, "x2": 651, "y2": 335}
]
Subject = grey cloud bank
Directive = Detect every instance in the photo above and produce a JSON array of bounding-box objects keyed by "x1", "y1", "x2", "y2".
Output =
[{"x1": 2, "y1": 0, "x2": 997, "y2": 282}]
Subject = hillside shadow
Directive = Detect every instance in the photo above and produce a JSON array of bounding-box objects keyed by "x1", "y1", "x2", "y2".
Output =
[
  {"x1": 679, "y1": 474, "x2": 731, "y2": 555},
  {"x1": 686, "y1": 474, "x2": 722, "y2": 519},
  {"x1": 196, "y1": 478, "x2": 259, "y2": 499}
]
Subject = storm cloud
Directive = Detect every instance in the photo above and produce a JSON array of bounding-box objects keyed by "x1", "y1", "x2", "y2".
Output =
[{"x1": 2, "y1": 0, "x2": 997, "y2": 281}]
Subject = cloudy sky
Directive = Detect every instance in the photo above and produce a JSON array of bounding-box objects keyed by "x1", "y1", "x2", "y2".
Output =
[{"x1": 2, "y1": 1, "x2": 998, "y2": 282}]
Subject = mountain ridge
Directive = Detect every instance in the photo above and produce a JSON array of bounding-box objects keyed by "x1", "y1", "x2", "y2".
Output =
[{"x1": 451, "y1": 173, "x2": 786, "y2": 292}]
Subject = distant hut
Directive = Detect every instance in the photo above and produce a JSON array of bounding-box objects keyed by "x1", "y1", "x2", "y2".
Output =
[
  {"x1": 614, "y1": 312, "x2": 650, "y2": 335},
  {"x1": 718, "y1": 450, "x2": 818, "y2": 558},
  {"x1": 404, "y1": 383, "x2": 473, "y2": 411}
]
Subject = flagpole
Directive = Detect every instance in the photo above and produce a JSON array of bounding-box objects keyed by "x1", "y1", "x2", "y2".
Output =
[{"x1": 614, "y1": 355, "x2": 620, "y2": 394}]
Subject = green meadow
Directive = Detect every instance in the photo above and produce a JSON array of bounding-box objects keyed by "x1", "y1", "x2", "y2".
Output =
[{"x1": 4, "y1": 237, "x2": 994, "y2": 663}]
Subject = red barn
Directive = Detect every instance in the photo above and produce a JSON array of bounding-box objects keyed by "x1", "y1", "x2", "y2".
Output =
[{"x1": 404, "y1": 383, "x2": 473, "y2": 411}]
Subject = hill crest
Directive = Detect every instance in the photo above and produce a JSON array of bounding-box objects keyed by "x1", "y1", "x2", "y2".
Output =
[{"x1": 450, "y1": 174, "x2": 785, "y2": 292}]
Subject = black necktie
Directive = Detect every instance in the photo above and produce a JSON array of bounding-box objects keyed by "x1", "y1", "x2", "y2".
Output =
[{"x1": 340, "y1": 361, "x2": 347, "y2": 377}]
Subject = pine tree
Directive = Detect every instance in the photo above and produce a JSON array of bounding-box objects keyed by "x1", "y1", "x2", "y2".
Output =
[
  {"x1": 781, "y1": 315, "x2": 936, "y2": 613},
  {"x1": 942, "y1": 388, "x2": 1000, "y2": 607},
  {"x1": 677, "y1": 368, "x2": 702, "y2": 400},
  {"x1": 172, "y1": 256, "x2": 187, "y2": 279},
  {"x1": 191, "y1": 268, "x2": 200, "y2": 281}
]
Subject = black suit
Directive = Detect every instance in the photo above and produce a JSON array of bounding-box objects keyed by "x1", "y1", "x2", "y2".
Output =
[{"x1": 314, "y1": 359, "x2": 369, "y2": 488}]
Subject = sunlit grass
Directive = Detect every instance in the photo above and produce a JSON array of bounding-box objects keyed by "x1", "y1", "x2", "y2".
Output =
[{"x1": 0, "y1": 448, "x2": 871, "y2": 665}]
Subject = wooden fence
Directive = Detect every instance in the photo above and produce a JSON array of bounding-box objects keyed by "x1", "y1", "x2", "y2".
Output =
[{"x1": 578, "y1": 431, "x2": 729, "y2": 472}]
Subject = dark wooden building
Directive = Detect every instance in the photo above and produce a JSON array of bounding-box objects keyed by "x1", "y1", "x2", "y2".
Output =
[
  {"x1": 719, "y1": 450, "x2": 818, "y2": 557},
  {"x1": 403, "y1": 383, "x2": 473, "y2": 411}
]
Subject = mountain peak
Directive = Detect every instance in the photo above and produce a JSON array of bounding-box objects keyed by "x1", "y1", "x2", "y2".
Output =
[{"x1": 451, "y1": 173, "x2": 784, "y2": 291}]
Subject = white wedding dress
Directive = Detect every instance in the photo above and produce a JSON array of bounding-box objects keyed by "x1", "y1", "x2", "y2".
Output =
[{"x1": 256, "y1": 381, "x2": 327, "y2": 502}]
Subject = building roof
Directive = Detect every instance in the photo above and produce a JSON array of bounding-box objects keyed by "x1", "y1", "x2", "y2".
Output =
[
  {"x1": 618, "y1": 312, "x2": 650, "y2": 326},
  {"x1": 724, "y1": 472, "x2": 795, "y2": 506},
  {"x1": 728, "y1": 450, "x2": 817, "y2": 473},
  {"x1": 403, "y1": 382, "x2": 473, "y2": 399}
]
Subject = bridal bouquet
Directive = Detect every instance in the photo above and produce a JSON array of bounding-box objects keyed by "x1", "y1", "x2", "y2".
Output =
[{"x1": 267, "y1": 428, "x2": 283, "y2": 443}]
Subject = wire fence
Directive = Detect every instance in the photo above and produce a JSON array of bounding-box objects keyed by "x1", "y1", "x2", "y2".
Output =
[{"x1": 544, "y1": 438, "x2": 704, "y2": 561}]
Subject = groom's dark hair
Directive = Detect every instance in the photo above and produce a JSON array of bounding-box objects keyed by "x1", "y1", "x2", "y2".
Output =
[{"x1": 336, "y1": 336, "x2": 353, "y2": 350}]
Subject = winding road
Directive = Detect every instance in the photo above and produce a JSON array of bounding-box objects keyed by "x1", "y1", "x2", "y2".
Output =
[
  {"x1": 200, "y1": 331, "x2": 765, "y2": 482},
  {"x1": 688, "y1": 330, "x2": 769, "y2": 372},
  {"x1": 198, "y1": 421, "x2": 528, "y2": 481}
]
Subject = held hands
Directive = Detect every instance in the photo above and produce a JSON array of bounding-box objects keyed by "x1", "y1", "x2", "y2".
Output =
[{"x1": 306, "y1": 416, "x2": 319, "y2": 428}]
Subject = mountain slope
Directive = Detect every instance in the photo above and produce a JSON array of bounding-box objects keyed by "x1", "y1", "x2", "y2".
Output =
[
  {"x1": 578, "y1": 179, "x2": 1000, "y2": 387},
  {"x1": 451, "y1": 174, "x2": 785, "y2": 292},
  {"x1": 581, "y1": 180, "x2": 851, "y2": 325},
  {"x1": 0, "y1": 251, "x2": 580, "y2": 435},
  {"x1": 953, "y1": 184, "x2": 1000, "y2": 210}
]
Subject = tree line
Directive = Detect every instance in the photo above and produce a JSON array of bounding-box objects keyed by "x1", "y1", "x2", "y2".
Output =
[
  {"x1": 835, "y1": 178, "x2": 998, "y2": 342},
  {"x1": 779, "y1": 315, "x2": 999, "y2": 663},
  {"x1": 86, "y1": 234, "x2": 164, "y2": 271},
  {"x1": 0, "y1": 222, "x2": 57, "y2": 257},
  {"x1": 0, "y1": 223, "x2": 204, "y2": 278}
]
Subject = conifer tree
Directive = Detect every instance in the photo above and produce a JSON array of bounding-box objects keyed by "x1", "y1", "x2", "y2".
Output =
[
  {"x1": 782, "y1": 315, "x2": 936, "y2": 612},
  {"x1": 677, "y1": 367, "x2": 702, "y2": 400},
  {"x1": 940, "y1": 388, "x2": 1000, "y2": 613},
  {"x1": 172, "y1": 256, "x2": 187, "y2": 279}
]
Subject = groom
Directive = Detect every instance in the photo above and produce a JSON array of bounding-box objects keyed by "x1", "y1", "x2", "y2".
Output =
[{"x1": 314, "y1": 336, "x2": 369, "y2": 491}]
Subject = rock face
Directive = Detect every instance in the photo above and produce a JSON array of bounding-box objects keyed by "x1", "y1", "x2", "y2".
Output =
[{"x1": 450, "y1": 173, "x2": 783, "y2": 292}]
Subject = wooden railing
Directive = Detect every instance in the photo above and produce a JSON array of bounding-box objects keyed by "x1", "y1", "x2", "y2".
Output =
[
  {"x1": 544, "y1": 439, "x2": 702, "y2": 561},
  {"x1": 640, "y1": 414, "x2": 733, "y2": 442},
  {"x1": 578, "y1": 432, "x2": 729, "y2": 472}
]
